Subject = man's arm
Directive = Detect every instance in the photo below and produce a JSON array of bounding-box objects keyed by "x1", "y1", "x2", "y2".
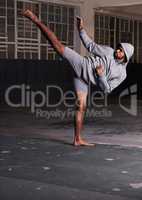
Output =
[
  {"x1": 96, "y1": 66, "x2": 127, "y2": 93},
  {"x1": 76, "y1": 16, "x2": 113, "y2": 57},
  {"x1": 108, "y1": 73, "x2": 127, "y2": 92},
  {"x1": 98, "y1": 76, "x2": 111, "y2": 93},
  {"x1": 96, "y1": 65, "x2": 111, "y2": 93}
]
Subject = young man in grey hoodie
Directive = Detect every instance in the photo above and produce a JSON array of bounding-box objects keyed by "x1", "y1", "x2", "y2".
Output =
[{"x1": 23, "y1": 10, "x2": 134, "y2": 146}]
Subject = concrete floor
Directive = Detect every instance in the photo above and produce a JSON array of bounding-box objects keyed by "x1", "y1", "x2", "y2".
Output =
[{"x1": 0, "y1": 103, "x2": 142, "y2": 200}]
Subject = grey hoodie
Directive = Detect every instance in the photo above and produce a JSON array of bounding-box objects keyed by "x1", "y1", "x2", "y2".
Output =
[{"x1": 80, "y1": 29, "x2": 134, "y2": 93}]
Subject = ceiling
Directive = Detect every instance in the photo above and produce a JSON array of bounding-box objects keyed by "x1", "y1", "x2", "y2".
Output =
[{"x1": 99, "y1": 4, "x2": 142, "y2": 18}]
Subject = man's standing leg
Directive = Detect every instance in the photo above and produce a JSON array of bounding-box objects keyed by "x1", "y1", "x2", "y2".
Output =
[
  {"x1": 73, "y1": 78, "x2": 95, "y2": 146},
  {"x1": 74, "y1": 91, "x2": 87, "y2": 146}
]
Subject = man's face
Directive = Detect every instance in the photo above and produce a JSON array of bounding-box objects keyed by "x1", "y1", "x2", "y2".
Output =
[{"x1": 115, "y1": 47, "x2": 125, "y2": 60}]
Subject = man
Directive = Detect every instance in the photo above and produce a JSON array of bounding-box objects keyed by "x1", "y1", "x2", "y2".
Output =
[{"x1": 23, "y1": 10, "x2": 134, "y2": 146}]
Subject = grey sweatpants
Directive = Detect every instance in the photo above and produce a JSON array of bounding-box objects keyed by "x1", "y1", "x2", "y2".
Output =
[{"x1": 63, "y1": 47, "x2": 95, "y2": 93}]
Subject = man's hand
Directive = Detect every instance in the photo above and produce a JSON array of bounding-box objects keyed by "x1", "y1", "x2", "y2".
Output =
[
  {"x1": 95, "y1": 65, "x2": 104, "y2": 76},
  {"x1": 76, "y1": 16, "x2": 84, "y2": 31}
]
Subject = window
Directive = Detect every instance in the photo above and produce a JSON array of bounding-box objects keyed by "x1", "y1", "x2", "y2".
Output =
[
  {"x1": 0, "y1": 0, "x2": 76, "y2": 60},
  {"x1": 95, "y1": 12, "x2": 142, "y2": 63},
  {"x1": 0, "y1": 0, "x2": 7, "y2": 58},
  {"x1": 17, "y1": 1, "x2": 39, "y2": 59}
]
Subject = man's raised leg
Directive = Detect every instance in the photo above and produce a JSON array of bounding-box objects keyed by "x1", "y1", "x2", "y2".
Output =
[{"x1": 23, "y1": 10, "x2": 64, "y2": 55}]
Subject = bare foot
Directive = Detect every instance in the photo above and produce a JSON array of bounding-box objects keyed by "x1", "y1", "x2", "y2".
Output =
[
  {"x1": 22, "y1": 9, "x2": 38, "y2": 21},
  {"x1": 73, "y1": 139, "x2": 95, "y2": 147}
]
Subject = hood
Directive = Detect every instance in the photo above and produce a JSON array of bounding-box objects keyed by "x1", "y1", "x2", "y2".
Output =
[{"x1": 120, "y1": 43, "x2": 134, "y2": 62}]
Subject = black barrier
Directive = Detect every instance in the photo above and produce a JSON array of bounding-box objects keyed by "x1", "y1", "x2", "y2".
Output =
[
  {"x1": 0, "y1": 60, "x2": 75, "y2": 105},
  {"x1": 0, "y1": 60, "x2": 141, "y2": 106}
]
